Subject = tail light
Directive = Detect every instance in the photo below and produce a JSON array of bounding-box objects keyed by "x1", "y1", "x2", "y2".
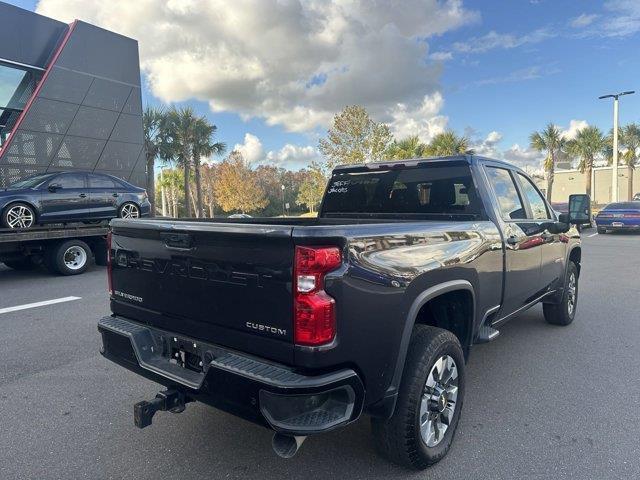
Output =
[
  {"x1": 294, "y1": 246, "x2": 342, "y2": 346},
  {"x1": 623, "y1": 213, "x2": 640, "y2": 218},
  {"x1": 598, "y1": 213, "x2": 613, "y2": 218},
  {"x1": 107, "y1": 231, "x2": 113, "y2": 296}
]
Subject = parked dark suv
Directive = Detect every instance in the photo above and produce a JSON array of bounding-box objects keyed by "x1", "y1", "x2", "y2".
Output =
[{"x1": 1, "y1": 171, "x2": 150, "y2": 228}]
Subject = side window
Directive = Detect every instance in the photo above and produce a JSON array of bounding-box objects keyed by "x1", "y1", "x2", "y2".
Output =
[
  {"x1": 485, "y1": 167, "x2": 526, "y2": 220},
  {"x1": 89, "y1": 174, "x2": 117, "y2": 189},
  {"x1": 517, "y1": 173, "x2": 550, "y2": 220},
  {"x1": 55, "y1": 174, "x2": 85, "y2": 189}
]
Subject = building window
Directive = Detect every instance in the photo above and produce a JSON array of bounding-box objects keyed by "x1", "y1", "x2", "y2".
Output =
[{"x1": 0, "y1": 62, "x2": 43, "y2": 147}]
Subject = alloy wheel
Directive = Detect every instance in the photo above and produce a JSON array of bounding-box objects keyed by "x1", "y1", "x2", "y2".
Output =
[
  {"x1": 419, "y1": 355, "x2": 459, "y2": 447},
  {"x1": 6, "y1": 205, "x2": 35, "y2": 228},
  {"x1": 121, "y1": 203, "x2": 140, "y2": 219},
  {"x1": 567, "y1": 272, "x2": 577, "y2": 316}
]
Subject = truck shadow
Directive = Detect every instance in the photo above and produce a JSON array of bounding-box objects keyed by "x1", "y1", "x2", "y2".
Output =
[{"x1": 144, "y1": 306, "x2": 568, "y2": 479}]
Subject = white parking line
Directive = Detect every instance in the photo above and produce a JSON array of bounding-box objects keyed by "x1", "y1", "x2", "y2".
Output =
[
  {"x1": 0, "y1": 296, "x2": 81, "y2": 315},
  {"x1": 587, "y1": 232, "x2": 598, "y2": 238}
]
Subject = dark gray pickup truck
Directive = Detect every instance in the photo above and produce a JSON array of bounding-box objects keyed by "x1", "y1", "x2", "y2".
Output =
[{"x1": 98, "y1": 155, "x2": 590, "y2": 469}]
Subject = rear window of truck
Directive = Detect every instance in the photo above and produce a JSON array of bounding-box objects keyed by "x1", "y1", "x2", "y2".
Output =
[{"x1": 322, "y1": 164, "x2": 482, "y2": 219}]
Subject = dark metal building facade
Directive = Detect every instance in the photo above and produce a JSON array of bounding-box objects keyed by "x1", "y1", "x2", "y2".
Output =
[{"x1": 0, "y1": 2, "x2": 145, "y2": 188}]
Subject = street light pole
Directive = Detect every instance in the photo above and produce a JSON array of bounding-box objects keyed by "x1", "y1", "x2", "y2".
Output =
[
  {"x1": 613, "y1": 97, "x2": 619, "y2": 202},
  {"x1": 599, "y1": 90, "x2": 635, "y2": 202}
]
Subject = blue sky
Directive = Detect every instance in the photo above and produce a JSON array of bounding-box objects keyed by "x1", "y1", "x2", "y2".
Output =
[{"x1": 8, "y1": 0, "x2": 640, "y2": 171}]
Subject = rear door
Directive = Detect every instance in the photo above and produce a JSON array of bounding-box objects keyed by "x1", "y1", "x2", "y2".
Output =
[
  {"x1": 109, "y1": 220, "x2": 296, "y2": 363},
  {"x1": 514, "y1": 172, "x2": 565, "y2": 292},
  {"x1": 39, "y1": 172, "x2": 89, "y2": 221},
  {"x1": 483, "y1": 165, "x2": 544, "y2": 318},
  {"x1": 88, "y1": 173, "x2": 120, "y2": 218}
]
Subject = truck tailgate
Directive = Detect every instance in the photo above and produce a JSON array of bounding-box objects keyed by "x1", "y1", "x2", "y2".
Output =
[{"x1": 109, "y1": 219, "x2": 295, "y2": 364}]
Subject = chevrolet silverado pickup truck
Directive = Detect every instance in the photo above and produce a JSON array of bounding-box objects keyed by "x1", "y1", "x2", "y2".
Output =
[{"x1": 98, "y1": 155, "x2": 590, "y2": 469}]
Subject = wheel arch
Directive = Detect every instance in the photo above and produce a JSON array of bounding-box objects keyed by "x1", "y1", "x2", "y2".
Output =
[
  {"x1": 372, "y1": 280, "x2": 475, "y2": 419},
  {"x1": 1, "y1": 199, "x2": 39, "y2": 224}
]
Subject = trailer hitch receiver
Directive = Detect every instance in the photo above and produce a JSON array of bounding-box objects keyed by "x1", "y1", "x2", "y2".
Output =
[{"x1": 134, "y1": 389, "x2": 190, "y2": 428}]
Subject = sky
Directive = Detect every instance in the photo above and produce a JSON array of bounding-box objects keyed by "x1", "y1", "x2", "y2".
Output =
[{"x1": 7, "y1": 0, "x2": 640, "y2": 172}]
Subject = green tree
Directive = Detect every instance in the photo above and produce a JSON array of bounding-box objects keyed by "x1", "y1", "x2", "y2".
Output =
[
  {"x1": 530, "y1": 123, "x2": 566, "y2": 201},
  {"x1": 191, "y1": 117, "x2": 226, "y2": 217},
  {"x1": 156, "y1": 168, "x2": 183, "y2": 217},
  {"x1": 296, "y1": 162, "x2": 328, "y2": 213},
  {"x1": 424, "y1": 131, "x2": 473, "y2": 156},
  {"x1": 619, "y1": 123, "x2": 640, "y2": 200},
  {"x1": 164, "y1": 107, "x2": 197, "y2": 217},
  {"x1": 385, "y1": 135, "x2": 428, "y2": 160},
  {"x1": 142, "y1": 107, "x2": 165, "y2": 216},
  {"x1": 566, "y1": 126, "x2": 607, "y2": 199},
  {"x1": 214, "y1": 151, "x2": 268, "y2": 214},
  {"x1": 318, "y1": 105, "x2": 392, "y2": 168}
]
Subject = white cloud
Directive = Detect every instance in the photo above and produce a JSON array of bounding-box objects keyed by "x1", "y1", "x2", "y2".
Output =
[
  {"x1": 570, "y1": 13, "x2": 598, "y2": 28},
  {"x1": 449, "y1": 28, "x2": 555, "y2": 55},
  {"x1": 473, "y1": 65, "x2": 559, "y2": 87},
  {"x1": 265, "y1": 144, "x2": 321, "y2": 170},
  {"x1": 603, "y1": 0, "x2": 640, "y2": 36},
  {"x1": 233, "y1": 133, "x2": 264, "y2": 164},
  {"x1": 560, "y1": 119, "x2": 589, "y2": 140},
  {"x1": 467, "y1": 130, "x2": 544, "y2": 173},
  {"x1": 429, "y1": 51, "x2": 454, "y2": 61},
  {"x1": 36, "y1": 0, "x2": 478, "y2": 133},
  {"x1": 387, "y1": 92, "x2": 448, "y2": 142}
]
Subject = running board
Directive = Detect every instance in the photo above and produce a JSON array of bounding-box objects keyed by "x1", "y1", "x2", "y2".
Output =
[{"x1": 475, "y1": 325, "x2": 500, "y2": 344}]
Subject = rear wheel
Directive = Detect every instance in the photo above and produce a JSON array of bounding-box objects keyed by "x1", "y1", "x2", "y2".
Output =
[
  {"x1": 371, "y1": 325, "x2": 465, "y2": 469},
  {"x1": 46, "y1": 239, "x2": 91, "y2": 275},
  {"x1": 119, "y1": 202, "x2": 140, "y2": 219},
  {"x1": 2, "y1": 202, "x2": 36, "y2": 229},
  {"x1": 543, "y1": 262, "x2": 578, "y2": 326}
]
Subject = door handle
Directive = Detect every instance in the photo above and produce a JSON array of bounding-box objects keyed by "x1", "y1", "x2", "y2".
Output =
[
  {"x1": 79, "y1": 193, "x2": 87, "y2": 198},
  {"x1": 112, "y1": 193, "x2": 119, "y2": 197}
]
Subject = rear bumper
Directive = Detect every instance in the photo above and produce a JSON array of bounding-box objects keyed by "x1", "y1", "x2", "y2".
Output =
[
  {"x1": 596, "y1": 221, "x2": 640, "y2": 230},
  {"x1": 98, "y1": 315, "x2": 364, "y2": 436}
]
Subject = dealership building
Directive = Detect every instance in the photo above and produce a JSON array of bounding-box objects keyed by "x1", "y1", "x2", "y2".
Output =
[
  {"x1": 0, "y1": 2, "x2": 146, "y2": 189},
  {"x1": 552, "y1": 166, "x2": 639, "y2": 205}
]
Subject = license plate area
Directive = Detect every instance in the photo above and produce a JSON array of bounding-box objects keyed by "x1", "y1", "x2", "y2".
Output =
[
  {"x1": 166, "y1": 336, "x2": 204, "y2": 373},
  {"x1": 612, "y1": 222, "x2": 624, "y2": 227}
]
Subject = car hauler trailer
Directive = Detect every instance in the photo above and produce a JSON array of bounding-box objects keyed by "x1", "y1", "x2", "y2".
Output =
[{"x1": 0, "y1": 222, "x2": 108, "y2": 275}]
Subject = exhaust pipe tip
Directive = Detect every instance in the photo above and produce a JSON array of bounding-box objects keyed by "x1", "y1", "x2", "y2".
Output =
[{"x1": 272, "y1": 433, "x2": 306, "y2": 458}]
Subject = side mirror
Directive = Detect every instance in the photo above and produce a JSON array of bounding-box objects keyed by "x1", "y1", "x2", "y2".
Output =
[
  {"x1": 48, "y1": 183, "x2": 62, "y2": 192},
  {"x1": 567, "y1": 194, "x2": 591, "y2": 224}
]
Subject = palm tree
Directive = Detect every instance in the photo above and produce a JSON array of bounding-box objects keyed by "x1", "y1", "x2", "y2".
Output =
[
  {"x1": 156, "y1": 168, "x2": 183, "y2": 217},
  {"x1": 165, "y1": 107, "x2": 197, "y2": 217},
  {"x1": 565, "y1": 126, "x2": 607, "y2": 199},
  {"x1": 530, "y1": 123, "x2": 565, "y2": 201},
  {"x1": 142, "y1": 107, "x2": 165, "y2": 216},
  {"x1": 191, "y1": 117, "x2": 226, "y2": 217},
  {"x1": 386, "y1": 135, "x2": 428, "y2": 160},
  {"x1": 619, "y1": 123, "x2": 640, "y2": 200},
  {"x1": 424, "y1": 131, "x2": 473, "y2": 156}
]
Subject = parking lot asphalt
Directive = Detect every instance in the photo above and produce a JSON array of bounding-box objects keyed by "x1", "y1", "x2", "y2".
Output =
[{"x1": 1, "y1": 231, "x2": 639, "y2": 480}]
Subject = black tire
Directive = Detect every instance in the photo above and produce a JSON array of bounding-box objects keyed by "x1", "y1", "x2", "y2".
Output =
[
  {"x1": 3, "y1": 258, "x2": 35, "y2": 270},
  {"x1": 597, "y1": 227, "x2": 606, "y2": 234},
  {"x1": 2, "y1": 202, "x2": 36, "y2": 229},
  {"x1": 543, "y1": 262, "x2": 578, "y2": 326},
  {"x1": 371, "y1": 325, "x2": 465, "y2": 470},
  {"x1": 45, "y1": 239, "x2": 91, "y2": 275}
]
